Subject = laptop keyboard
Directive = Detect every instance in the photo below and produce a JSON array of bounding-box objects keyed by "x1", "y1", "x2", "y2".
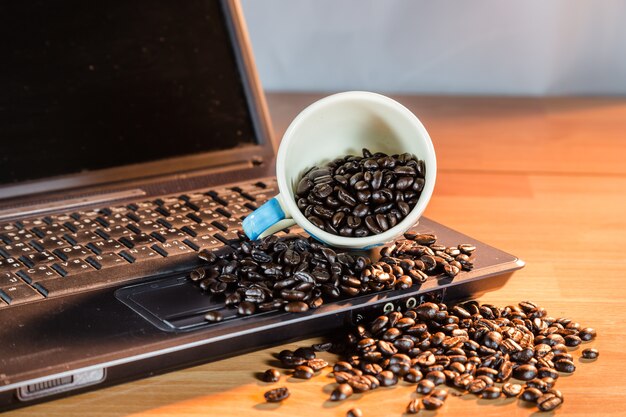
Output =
[{"x1": 0, "y1": 178, "x2": 278, "y2": 308}]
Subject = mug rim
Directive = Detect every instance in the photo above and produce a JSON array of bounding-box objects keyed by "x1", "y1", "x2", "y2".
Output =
[{"x1": 276, "y1": 91, "x2": 437, "y2": 248}]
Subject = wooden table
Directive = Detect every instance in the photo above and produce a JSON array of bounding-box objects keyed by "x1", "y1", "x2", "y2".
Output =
[{"x1": 9, "y1": 94, "x2": 626, "y2": 417}]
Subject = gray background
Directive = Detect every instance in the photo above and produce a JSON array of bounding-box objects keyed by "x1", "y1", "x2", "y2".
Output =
[{"x1": 240, "y1": 0, "x2": 626, "y2": 95}]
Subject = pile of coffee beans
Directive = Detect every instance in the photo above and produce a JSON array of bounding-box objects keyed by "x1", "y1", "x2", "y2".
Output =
[
  {"x1": 295, "y1": 148, "x2": 426, "y2": 237},
  {"x1": 192, "y1": 231, "x2": 475, "y2": 320},
  {"x1": 260, "y1": 300, "x2": 598, "y2": 414}
]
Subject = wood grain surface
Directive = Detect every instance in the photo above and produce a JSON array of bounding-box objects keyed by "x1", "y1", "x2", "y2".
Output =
[{"x1": 7, "y1": 93, "x2": 626, "y2": 417}]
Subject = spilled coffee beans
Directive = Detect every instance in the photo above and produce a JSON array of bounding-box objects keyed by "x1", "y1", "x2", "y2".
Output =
[
  {"x1": 195, "y1": 232, "x2": 476, "y2": 318},
  {"x1": 260, "y1": 299, "x2": 597, "y2": 414}
]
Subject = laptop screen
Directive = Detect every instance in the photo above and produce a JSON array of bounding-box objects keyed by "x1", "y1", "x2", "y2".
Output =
[{"x1": 0, "y1": 0, "x2": 257, "y2": 187}]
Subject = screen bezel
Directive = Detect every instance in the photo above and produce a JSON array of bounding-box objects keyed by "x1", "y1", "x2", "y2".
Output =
[{"x1": 0, "y1": 0, "x2": 275, "y2": 201}]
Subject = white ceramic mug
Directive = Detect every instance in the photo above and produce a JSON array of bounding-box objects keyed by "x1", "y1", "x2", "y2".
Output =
[{"x1": 242, "y1": 91, "x2": 437, "y2": 249}]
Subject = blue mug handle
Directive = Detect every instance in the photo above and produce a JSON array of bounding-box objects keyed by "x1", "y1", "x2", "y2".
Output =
[{"x1": 242, "y1": 195, "x2": 297, "y2": 240}]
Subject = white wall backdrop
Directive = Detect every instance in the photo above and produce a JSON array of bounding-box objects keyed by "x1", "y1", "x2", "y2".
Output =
[{"x1": 240, "y1": 0, "x2": 626, "y2": 95}]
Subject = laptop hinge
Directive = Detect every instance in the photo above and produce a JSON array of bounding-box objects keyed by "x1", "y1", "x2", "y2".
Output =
[{"x1": 0, "y1": 189, "x2": 146, "y2": 221}]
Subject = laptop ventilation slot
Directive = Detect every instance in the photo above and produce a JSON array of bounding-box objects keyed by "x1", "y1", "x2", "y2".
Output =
[{"x1": 17, "y1": 368, "x2": 106, "y2": 401}]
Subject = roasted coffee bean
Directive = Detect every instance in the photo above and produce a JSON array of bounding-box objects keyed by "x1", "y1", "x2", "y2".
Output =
[
  {"x1": 416, "y1": 379, "x2": 436, "y2": 394},
  {"x1": 330, "y1": 383, "x2": 353, "y2": 401},
  {"x1": 406, "y1": 398, "x2": 423, "y2": 414},
  {"x1": 579, "y1": 327, "x2": 597, "y2": 341},
  {"x1": 520, "y1": 387, "x2": 543, "y2": 403},
  {"x1": 554, "y1": 359, "x2": 576, "y2": 373},
  {"x1": 346, "y1": 408, "x2": 363, "y2": 417},
  {"x1": 348, "y1": 375, "x2": 372, "y2": 393},
  {"x1": 305, "y1": 358, "x2": 327, "y2": 372},
  {"x1": 537, "y1": 393, "x2": 563, "y2": 411},
  {"x1": 204, "y1": 310, "x2": 223, "y2": 322},
  {"x1": 293, "y1": 365, "x2": 314, "y2": 379},
  {"x1": 281, "y1": 355, "x2": 307, "y2": 367},
  {"x1": 264, "y1": 387, "x2": 289, "y2": 402},
  {"x1": 481, "y1": 386, "x2": 501, "y2": 399},
  {"x1": 237, "y1": 301, "x2": 256, "y2": 316},
  {"x1": 422, "y1": 395, "x2": 445, "y2": 410},
  {"x1": 502, "y1": 382, "x2": 523, "y2": 397},
  {"x1": 513, "y1": 364, "x2": 538, "y2": 381},
  {"x1": 285, "y1": 301, "x2": 309, "y2": 313},
  {"x1": 425, "y1": 371, "x2": 446, "y2": 386},
  {"x1": 582, "y1": 348, "x2": 599, "y2": 359},
  {"x1": 404, "y1": 368, "x2": 423, "y2": 383},
  {"x1": 293, "y1": 347, "x2": 316, "y2": 360},
  {"x1": 261, "y1": 369, "x2": 280, "y2": 382}
]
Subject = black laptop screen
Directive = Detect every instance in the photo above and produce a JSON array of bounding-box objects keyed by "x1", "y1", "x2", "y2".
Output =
[{"x1": 0, "y1": 0, "x2": 257, "y2": 186}]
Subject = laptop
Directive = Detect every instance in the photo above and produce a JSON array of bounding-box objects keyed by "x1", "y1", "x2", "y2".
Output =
[{"x1": 0, "y1": 0, "x2": 524, "y2": 411}]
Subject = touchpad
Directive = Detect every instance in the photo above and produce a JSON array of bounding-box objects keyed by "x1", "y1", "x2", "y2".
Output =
[{"x1": 115, "y1": 275, "x2": 277, "y2": 332}]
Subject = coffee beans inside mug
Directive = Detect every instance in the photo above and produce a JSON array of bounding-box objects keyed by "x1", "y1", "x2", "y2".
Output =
[{"x1": 295, "y1": 148, "x2": 426, "y2": 237}]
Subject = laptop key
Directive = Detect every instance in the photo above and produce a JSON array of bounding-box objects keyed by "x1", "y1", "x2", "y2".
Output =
[
  {"x1": 210, "y1": 220, "x2": 228, "y2": 232},
  {"x1": 0, "y1": 272, "x2": 23, "y2": 287},
  {"x1": 215, "y1": 207, "x2": 232, "y2": 218},
  {"x1": 150, "y1": 229, "x2": 187, "y2": 243},
  {"x1": 0, "y1": 283, "x2": 44, "y2": 304},
  {"x1": 205, "y1": 191, "x2": 229, "y2": 206},
  {"x1": 63, "y1": 231, "x2": 101, "y2": 245},
  {"x1": 119, "y1": 246, "x2": 160, "y2": 263},
  {"x1": 86, "y1": 239, "x2": 125, "y2": 255},
  {"x1": 151, "y1": 240, "x2": 194, "y2": 257},
  {"x1": 85, "y1": 252, "x2": 127, "y2": 270},
  {"x1": 182, "y1": 236, "x2": 220, "y2": 251},
  {"x1": 30, "y1": 237, "x2": 67, "y2": 252},
  {"x1": 16, "y1": 266, "x2": 60, "y2": 283},
  {"x1": 51, "y1": 259, "x2": 97, "y2": 277},
  {"x1": 18, "y1": 251, "x2": 56, "y2": 268},
  {"x1": 2, "y1": 242, "x2": 38, "y2": 258},
  {"x1": 0, "y1": 258, "x2": 23, "y2": 272},
  {"x1": 96, "y1": 225, "x2": 133, "y2": 239},
  {"x1": 244, "y1": 201, "x2": 259, "y2": 211},
  {"x1": 118, "y1": 233, "x2": 155, "y2": 249},
  {"x1": 52, "y1": 245, "x2": 92, "y2": 261}
]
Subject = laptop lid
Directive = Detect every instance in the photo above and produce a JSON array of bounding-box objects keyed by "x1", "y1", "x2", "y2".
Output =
[{"x1": 0, "y1": 0, "x2": 274, "y2": 201}]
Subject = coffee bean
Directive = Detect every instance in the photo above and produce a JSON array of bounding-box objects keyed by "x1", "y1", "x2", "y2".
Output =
[
  {"x1": 281, "y1": 355, "x2": 307, "y2": 367},
  {"x1": 237, "y1": 301, "x2": 256, "y2": 316},
  {"x1": 293, "y1": 365, "x2": 314, "y2": 379},
  {"x1": 479, "y1": 386, "x2": 501, "y2": 400},
  {"x1": 537, "y1": 392, "x2": 563, "y2": 411},
  {"x1": 198, "y1": 249, "x2": 217, "y2": 263},
  {"x1": 554, "y1": 359, "x2": 576, "y2": 373},
  {"x1": 416, "y1": 379, "x2": 435, "y2": 394},
  {"x1": 502, "y1": 382, "x2": 523, "y2": 397},
  {"x1": 290, "y1": 347, "x2": 314, "y2": 360},
  {"x1": 582, "y1": 348, "x2": 599, "y2": 359},
  {"x1": 204, "y1": 310, "x2": 223, "y2": 322},
  {"x1": 422, "y1": 395, "x2": 444, "y2": 410},
  {"x1": 406, "y1": 398, "x2": 423, "y2": 414},
  {"x1": 520, "y1": 387, "x2": 543, "y2": 403},
  {"x1": 513, "y1": 364, "x2": 538, "y2": 381},
  {"x1": 425, "y1": 371, "x2": 446, "y2": 386},
  {"x1": 348, "y1": 375, "x2": 372, "y2": 393},
  {"x1": 285, "y1": 301, "x2": 309, "y2": 313},
  {"x1": 330, "y1": 383, "x2": 353, "y2": 401},
  {"x1": 404, "y1": 368, "x2": 423, "y2": 383},
  {"x1": 579, "y1": 327, "x2": 597, "y2": 341},
  {"x1": 377, "y1": 370, "x2": 398, "y2": 387},
  {"x1": 346, "y1": 408, "x2": 363, "y2": 417},
  {"x1": 264, "y1": 387, "x2": 289, "y2": 402},
  {"x1": 261, "y1": 369, "x2": 280, "y2": 382}
]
